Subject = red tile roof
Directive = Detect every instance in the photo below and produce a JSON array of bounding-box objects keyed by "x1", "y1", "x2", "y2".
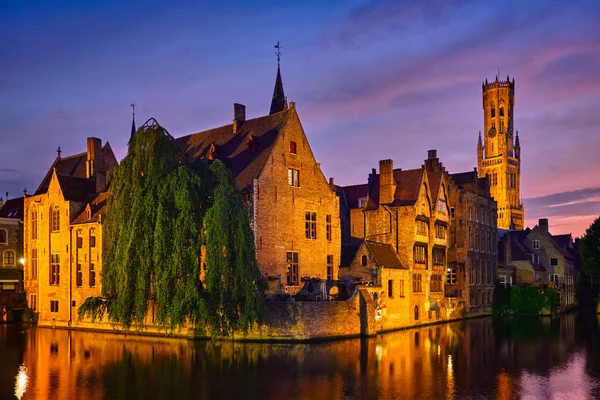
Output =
[
  {"x1": 392, "y1": 168, "x2": 424, "y2": 206},
  {"x1": 366, "y1": 241, "x2": 404, "y2": 269},
  {"x1": 176, "y1": 110, "x2": 290, "y2": 192}
]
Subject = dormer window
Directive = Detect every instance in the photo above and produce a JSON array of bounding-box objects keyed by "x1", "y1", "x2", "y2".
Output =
[
  {"x1": 358, "y1": 197, "x2": 367, "y2": 208},
  {"x1": 289, "y1": 141, "x2": 297, "y2": 154}
]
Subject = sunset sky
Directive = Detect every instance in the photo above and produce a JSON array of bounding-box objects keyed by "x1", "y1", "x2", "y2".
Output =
[{"x1": 1, "y1": 0, "x2": 599, "y2": 236}]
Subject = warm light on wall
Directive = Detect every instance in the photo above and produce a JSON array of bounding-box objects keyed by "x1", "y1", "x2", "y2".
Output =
[{"x1": 19, "y1": 258, "x2": 25, "y2": 265}]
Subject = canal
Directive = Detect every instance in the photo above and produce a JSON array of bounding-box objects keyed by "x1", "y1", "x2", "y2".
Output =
[{"x1": 2, "y1": 310, "x2": 600, "y2": 399}]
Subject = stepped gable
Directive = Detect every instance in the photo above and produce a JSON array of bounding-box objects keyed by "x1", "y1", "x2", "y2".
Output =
[{"x1": 176, "y1": 110, "x2": 289, "y2": 192}]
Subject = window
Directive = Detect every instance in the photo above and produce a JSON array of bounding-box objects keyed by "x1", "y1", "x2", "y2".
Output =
[
  {"x1": 288, "y1": 169, "x2": 300, "y2": 187},
  {"x1": 0, "y1": 229, "x2": 6, "y2": 244},
  {"x1": 286, "y1": 252, "x2": 299, "y2": 286},
  {"x1": 550, "y1": 274, "x2": 559, "y2": 283},
  {"x1": 76, "y1": 231, "x2": 83, "y2": 248},
  {"x1": 51, "y1": 206, "x2": 60, "y2": 232},
  {"x1": 50, "y1": 254, "x2": 60, "y2": 285},
  {"x1": 361, "y1": 255, "x2": 367, "y2": 266},
  {"x1": 31, "y1": 210, "x2": 38, "y2": 240},
  {"x1": 399, "y1": 280, "x2": 405, "y2": 297},
  {"x1": 305, "y1": 212, "x2": 317, "y2": 239},
  {"x1": 550, "y1": 258, "x2": 558, "y2": 266},
  {"x1": 499, "y1": 106, "x2": 505, "y2": 117},
  {"x1": 327, "y1": 255, "x2": 334, "y2": 283},
  {"x1": 490, "y1": 107, "x2": 495, "y2": 118},
  {"x1": 357, "y1": 197, "x2": 367, "y2": 208},
  {"x1": 50, "y1": 300, "x2": 59, "y2": 313},
  {"x1": 4, "y1": 251, "x2": 15, "y2": 266},
  {"x1": 326, "y1": 215, "x2": 332, "y2": 241},
  {"x1": 433, "y1": 247, "x2": 445, "y2": 266},
  {"x1": 416, "y1": 220, "x2": 428, "y2": 236},
  {"x1": 30, "y1": 294, "x2": 37, "y2": 312},
  {"x1": 76, "y1": 264, "x2": 83, "y2": 287},
  {"x1": 414, "y1": 305, "x2": 419, "y2": 321},
  {"x1": 388, "y1": 280, "x2": 394, "y2": 298},
  {"x1": 447, "y1": 267, "x2": 457, "y2": 285},
  {"x1": 430, "y1": 274, "x2": 443, "y2": 292},
  {"x1": 90, "y1": 230, "x2": 96, "y2": 248},
  {"x1": 532, "y1": 240, "x2": 540, "y2": 249},
  {"x1": 438, "y1": 200, "x2": 447, "y2": 214},
  {"x1": 450, "y1": 207, "x2": 455, "y2": 219},
  {"x1": 414, "y1": 245, "x2": 427, "y2": 265},
  {"x1": 89, "y1": 263, "x2": 96, "y2": 288},
  {"x1": 412, "y1": 273, "x2": 422, "y2": 293},
  {"x1": 435, "y1": 224, "x2": 446, "y2": 239},
  {"x1": 31, "y1": 248, "x2": 38, "y2": 280},
  {"x1": 289, "y1": 141, "x2": 297, "y2": 154}
]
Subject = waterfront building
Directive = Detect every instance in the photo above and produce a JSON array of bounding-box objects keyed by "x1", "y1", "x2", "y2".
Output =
[
  {"x1": 338, "y1": 151, "x2": 454, "y2": 329},
  {"x1": 0, "y1": 196, "x2": 24, "y2": 293},
  {"x1": 447, "y1": 169, "x2": 497, "y2": 316},
  {"x1": 477, "y1": 75, "x2": 524, "y2": 230},
  {"x1": 23, "y1": 138, "x2": 117, "y2": 326},
  {"x1": 176, "y1": 65, "x2": 340, "y2": 295}
]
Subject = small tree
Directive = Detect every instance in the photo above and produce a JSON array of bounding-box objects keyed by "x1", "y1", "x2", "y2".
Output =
[{"x1": 580, "y1": 216, "x2": 600, "y2": 298}]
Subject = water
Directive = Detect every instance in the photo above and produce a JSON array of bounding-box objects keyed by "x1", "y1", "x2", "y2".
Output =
[{"x1": 2, "y1": 310, "x2": 600, "y2": 399}]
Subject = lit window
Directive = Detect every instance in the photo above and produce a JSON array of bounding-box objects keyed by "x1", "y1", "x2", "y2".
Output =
[
  {"x1": 31, "y1": 210, "x2": 38, "y2": 240},
  {"x1": 288, "y1": 169, "x2": 300, "y2": 187},
  {"x1": 51, "y1": 206, "x2": 60, "y2": 232},
  {"x1": 286, "y1": 252, "x2": 299, "y2": 286},
  {"x1": 289, "y1": 141, "x2": 297, "y2": 154},
  {"x1": 412, "y1": 273, "x2": 422, "y2": 293},
  {"x1": 446, "y1": 267, "x2": 457, "y2": 285},
  {"x1": 438, "y1": 200, "x2": 447, "y2": 214},
  {"x1": 430, "y1": 274, "x2": 443, "y2": 292},
  {"x1": 414, "y1": 245, "x2": 427, "y2": 265},
  {"x1": 433, "y1": 247, "x2": 445, "y2": 267},
  {"x1": 3, "y1": 251, "x2": 15, "y2": 265},
  {"x1": 305, "y1": 212, "x2": 316, "y2": 239},
  {"x1": 416, "y1": 220, "x2": 427, "y2": 236},
  {"x1": 435, "y1": 224, "x2": 446, "y2": 239}
]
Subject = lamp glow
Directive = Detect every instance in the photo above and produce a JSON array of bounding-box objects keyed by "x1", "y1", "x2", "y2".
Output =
[
  {"x1": 19, "y1": 258, "x2": 25, "y2": 265},
  {"x1": 14, "y1": 364, "x2": 28, "y2": 400}
]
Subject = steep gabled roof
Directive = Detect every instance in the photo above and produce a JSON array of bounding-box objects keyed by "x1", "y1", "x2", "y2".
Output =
[
  {"x1": 35, "y1": 152, "x2": 88, "y2": 195},
  {"x1": 176, "y1": 110, "x2": 290, "y2": 192},
  {"x1": 365, "y1": 241, "x2": 404, "y2": 269},
  {"x1": 341, "y1": 244, "x2": 361, "y2": 268},
  {"x1": 338, "y1": 183, "x2": 369, "y2": 210},
  {"x1": 56, "y1": 175, "x2": 97, "y2": 202},
  {"x1": 392, "y1": 168, "x2": 424, "y2": 206},
  {"x1": 0, "y1": 197, "x2": 24, "y2": 219},
  {"x1": 72, "y1": 192, "x2": 108, "y2": 224}
]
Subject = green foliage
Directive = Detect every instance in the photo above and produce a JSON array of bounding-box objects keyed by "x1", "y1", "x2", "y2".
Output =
[
  {"x1": 493, "y1": 285, "x2": 557, "y2": 315},
  {"x1": 203, "y1": 162, "x2": 268, "y2": 336},
  {"x1": 78, "y1": 120, "x2": 266, "y2": 334},
  {"x1": 581, "y1": 216, "x2": 600, "y2": 293}
]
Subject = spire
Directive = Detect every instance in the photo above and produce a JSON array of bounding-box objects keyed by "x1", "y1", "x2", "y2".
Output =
[
  {"x1": 269, "y1": 41, "x2": 287, "y2": 115},
  {"x1": 130, "y1": 103, "x2": 137, "y2": 137},
  {"x1": 515, "y1": 130, "x2": 520, "y2": 147},
  {"x1": 515, "y1": 130, "x2": 521, "y2": 159}
]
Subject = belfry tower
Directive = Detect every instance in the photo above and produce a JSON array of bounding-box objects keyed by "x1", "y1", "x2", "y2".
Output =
[{"x1": 477, "y1": 75, "x2": 524, "y2": 230}]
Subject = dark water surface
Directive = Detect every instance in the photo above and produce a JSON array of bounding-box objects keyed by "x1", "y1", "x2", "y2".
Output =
[{"x1": 2, "y1": 311, "x2": 600, "y2": 399}]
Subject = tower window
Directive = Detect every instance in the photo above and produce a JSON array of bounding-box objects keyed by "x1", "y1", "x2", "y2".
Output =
[
  {"x1": 500, "y1": 106, "x2": 505, "y2": 117},
  {"x1": 490, "y1": 107, "x2": 495, "y2": 118}
]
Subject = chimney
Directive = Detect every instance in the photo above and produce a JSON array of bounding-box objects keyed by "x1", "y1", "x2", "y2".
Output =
[
  {"x1": 425, "y1": 149, "x2": 441, "y2": 171},
  {"x1": 289, "y1": 101, "x2": 295, "y2": 109},
  {"x1": 538, "y1": 218, "x2": 549, "y2": 233},
  {"x1": 86, "y1": 137, "x2": 106, "y2": 192},
  {"x1": 329, "y1": 177, "x2": 335, "y2": 189},
  {"x1": 428, "y1": 149, "x2": 437, "y2": 160},
  {"x1": 233, "y1": 103, "x2": 246, "y2": 133},
  {"x1": 379, "y1": 159, "x2": 395, "y2": 205}
]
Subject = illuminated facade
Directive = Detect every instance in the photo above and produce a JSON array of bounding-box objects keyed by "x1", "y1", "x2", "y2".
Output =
[{"x1": 477, "y1": 75, "x2": 524, "y2": 230}]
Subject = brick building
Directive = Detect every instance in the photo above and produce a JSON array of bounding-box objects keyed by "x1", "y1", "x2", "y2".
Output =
[
  {"x1": 23, "y1": 138, "x2": 117, "y2": 326},
  {"x1": 176, "y1": 67, "x2": 340, "y2": 295},
  {"x1": 0, "y1": 196, "x2": 24, "y2": 293},
  {"x1": 477, "y1": 75, "x2": 524, "y2": 230},
  {"x1": 447, "y1": 169, "x2": 497, "y2": 315},
  {"x1": 338, "y1": 151, "x2": 452, "y2": 329}
]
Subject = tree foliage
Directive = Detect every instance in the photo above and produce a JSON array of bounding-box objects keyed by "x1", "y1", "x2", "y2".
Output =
[
  {"x1": 581, "y1": 216, "x2": 600, "y2": 290},
  {"x1": 78, "y1": 119, "x2": 266, "y2": 334}
]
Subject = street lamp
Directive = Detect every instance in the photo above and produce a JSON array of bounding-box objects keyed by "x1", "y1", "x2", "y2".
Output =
[{"x1": 19, "y1": 258, "x2": 25, "y2": 265}]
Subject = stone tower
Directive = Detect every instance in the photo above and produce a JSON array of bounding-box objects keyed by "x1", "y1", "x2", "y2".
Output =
[{"x1": 477, "y1": 75, "x2": 524, "y2": 230}]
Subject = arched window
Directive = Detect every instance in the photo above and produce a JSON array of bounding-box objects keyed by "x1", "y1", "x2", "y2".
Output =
[
  {"x1": 76, "y1": 230, "x2": 83, "y2": 248},
  {"x1": 31, "y1": 208, "x2": 38, "y2": 240},
  {"x1": 51, "y1": 206, "x2": 60, "y2": 232},
  {"x1": 0, "y1": 229, "x2": 7, "y2": 244},
  {"x1": 490, "y1": 105, "x2": 495, "y2": 118},
  {"x1": 499, "y1": 106, "x2": 505, "y2": 117},
  {"x1": 361, "y1": 255, "x2": 367, "y2": 266},
  {"x1": 4, "y1": 251, "x2": 15, "y2": 265},
  {"x1": 414, "y1": 305, "x2": 419, "y2": 321}
]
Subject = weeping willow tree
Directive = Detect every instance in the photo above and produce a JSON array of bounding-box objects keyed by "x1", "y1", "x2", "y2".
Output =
[{"x1": 78, "y1": 118, "x2": 266, "y2": 334}]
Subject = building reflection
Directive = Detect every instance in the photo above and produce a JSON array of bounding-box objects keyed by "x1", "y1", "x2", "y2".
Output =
[{"x1": 6, "y1": 311, "x2": 597, "y2": 399}]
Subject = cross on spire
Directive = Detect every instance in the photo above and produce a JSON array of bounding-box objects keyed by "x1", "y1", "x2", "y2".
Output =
[
  {"x1": 130, "y1": 103, "x2": 137, "y2": 137},
  {"x1": 275, "y1": 41, "x2": 282, "y2": 67},
  {"x1": 57, "y1": 146, "x2": 62, "y2": 158}
]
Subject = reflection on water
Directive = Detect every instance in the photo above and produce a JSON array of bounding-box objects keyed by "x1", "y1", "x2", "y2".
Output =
[{"x1": 2, "y1": 311, "x2": 600, "y2": 399}]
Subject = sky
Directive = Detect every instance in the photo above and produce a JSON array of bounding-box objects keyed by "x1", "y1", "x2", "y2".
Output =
[{"x1": 1, "y1": 0, "x2": 599, "y2": 237}]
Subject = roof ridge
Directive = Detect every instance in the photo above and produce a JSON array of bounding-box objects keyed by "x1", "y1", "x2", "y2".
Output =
[{"x1": 179, "y1": 110, "x2": 289, "y2": 139}]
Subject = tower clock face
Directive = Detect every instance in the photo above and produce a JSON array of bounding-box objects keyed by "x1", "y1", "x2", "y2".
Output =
[{"x1": 488, "y1": 127, "x2": 497, "y2": 138}]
